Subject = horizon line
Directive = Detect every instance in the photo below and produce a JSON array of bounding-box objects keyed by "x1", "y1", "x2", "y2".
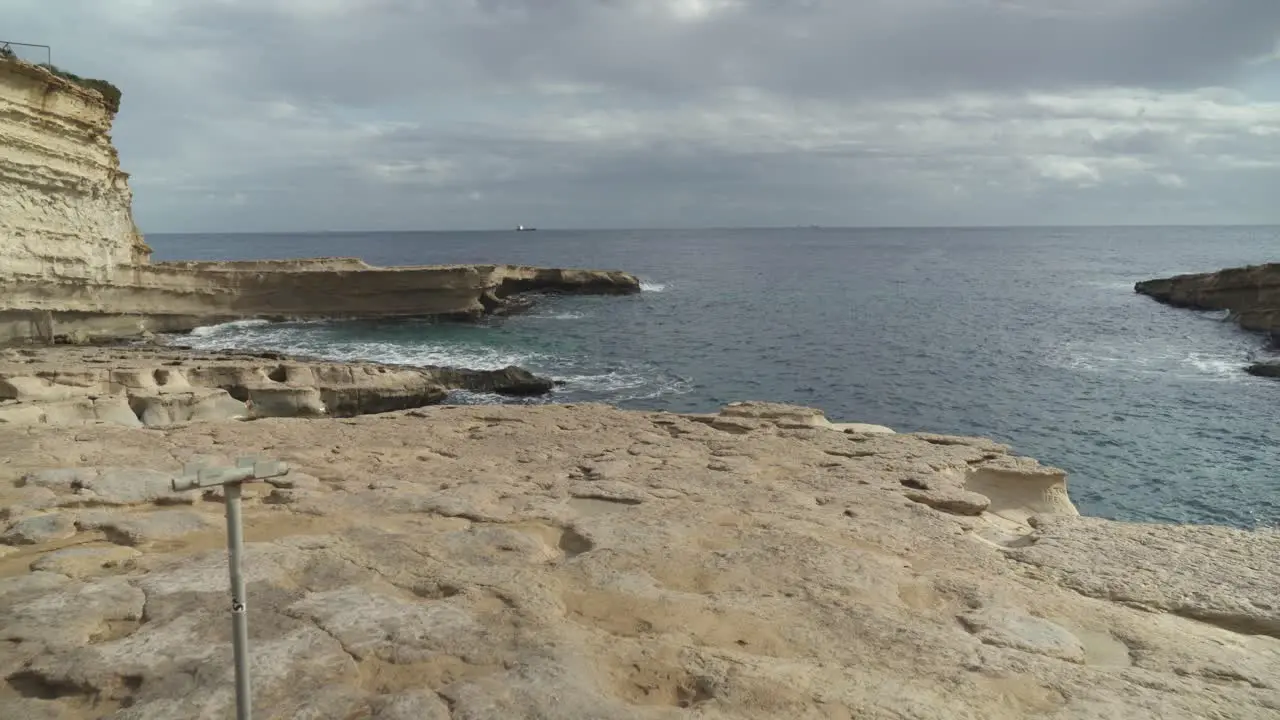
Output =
[{"x1": 143, "y1": 222, "x2": 1280, "y2": 236}]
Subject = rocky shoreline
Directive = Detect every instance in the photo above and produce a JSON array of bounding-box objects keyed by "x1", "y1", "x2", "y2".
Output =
[
  {"x1": 2, "y1": 51, "x2": 1278, "y2": 718},
  {"x1": 0, "y1": 341, "x2": 563, "y2": 428},
  {"x1": 1136, "y1": 262, "x2": 1280, "y2": 378},
  {"x1": 1135, "y1": 263, "x2": 1280, "y2": 335},
  {"x1": 1, "y1": 389, "x2": 1277, "y2": 718},
  {"x1": 0, "y1": 345, "x2": 1278, "y2": 718},
  {"x1": 2, "y1": 57, "x2": 644, "y2": 345}
]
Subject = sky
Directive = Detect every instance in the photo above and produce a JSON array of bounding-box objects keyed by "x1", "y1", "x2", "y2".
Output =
[{"x1": 5, "y1": 0, "x2": 1280, "y2": 232}]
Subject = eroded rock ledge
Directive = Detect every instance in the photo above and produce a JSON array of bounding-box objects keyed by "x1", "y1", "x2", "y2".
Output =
[
  {"x1": 0, "y1": 344, "x2": 555, "y2": 427},
  {"x1": 0, "y1": 261, "x2": 643, "y2": 345},
  {"x1": 0, "y1": 401, "x2": 1276, "y2": 718}
]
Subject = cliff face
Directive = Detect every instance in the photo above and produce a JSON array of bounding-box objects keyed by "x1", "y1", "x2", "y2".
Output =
[
  {"x1": 0, "y1": 58, "x2": 149, "y2": 285},
  {"x1": 0, "y1": 58, "x2": 639, "y2": 344},
  {"x1": 1135, "y1": 263, "x2": 1280, "y2": 335}
]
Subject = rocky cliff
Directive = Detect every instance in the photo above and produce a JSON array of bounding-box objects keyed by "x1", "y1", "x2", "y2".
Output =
[
  {"x1": 0, "y1": 57, "x2": 640, "y2": 344},
  {"x1": 1135, "y1": 263, "x2": 1280, "y2": 335},
  {"x1": 0, "y1": 58, "x2": 149, "y2": 283}
]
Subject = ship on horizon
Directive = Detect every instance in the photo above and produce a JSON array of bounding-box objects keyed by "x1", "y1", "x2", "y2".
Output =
[{"x1": 516, "y1": 224, "x2": 537, "y2": 232}]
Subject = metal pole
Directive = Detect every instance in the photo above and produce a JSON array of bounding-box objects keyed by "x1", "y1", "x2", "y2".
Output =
[
  {"x1": 174, "y1": 456, "x2": 288, "y2": 720},
  {"x1": 225, "y1": 482, "x2": 252, "y2": 720}
]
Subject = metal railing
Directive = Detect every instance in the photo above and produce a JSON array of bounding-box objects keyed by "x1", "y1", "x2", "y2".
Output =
[{"x1": 0, "y1": 40, "x2": 51, "y2": 66}]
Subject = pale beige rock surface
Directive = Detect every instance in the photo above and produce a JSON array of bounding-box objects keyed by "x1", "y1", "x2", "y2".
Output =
[
  {"x1": 1, "y1": 401, "x2": 1276, "y2": 719},
  {"x1": 0, "y1": 345, "x2": 560, "y2": 427}
]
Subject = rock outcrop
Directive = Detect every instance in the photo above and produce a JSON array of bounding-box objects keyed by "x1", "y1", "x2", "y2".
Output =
[
  {"x1": 0, "y1": 345, "x2": 556, "y2": 427},
  {"x1": 0, "y1": 59, "x2": 150, "y2": 284},
  {"x1": 1, "y1": 402, "x2": 1276, "y2": 718},
  {"x1": 0, "y1": 57, "x2": 640, "y2": 344},
  {"x1": 1246, "y1": 361, "x2": 1280, "y2": 378},
  {"x1": 1135, "y1": 263, "x2": 1280, "y2": 335}
]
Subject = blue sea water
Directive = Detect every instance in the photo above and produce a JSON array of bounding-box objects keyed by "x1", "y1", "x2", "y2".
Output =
[{"x1": 149, "y1": 226, "x2": 1280, "y2": 529}]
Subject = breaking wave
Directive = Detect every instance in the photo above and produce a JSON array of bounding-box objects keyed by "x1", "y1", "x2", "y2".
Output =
[
  {"x1": 188, "y1": 319, "x2": 271, "y2": 337},
  {"x1": 176, "y1": 317, "x2": 689, "y2": 405},
  {"x1": 526, "y1": 311, "x2": 585, "y2": 320}
]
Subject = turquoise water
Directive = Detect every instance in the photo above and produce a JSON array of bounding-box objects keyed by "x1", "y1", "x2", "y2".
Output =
[{"x1": 150, "y1": 226, "x2": 1280, "y2": 528}]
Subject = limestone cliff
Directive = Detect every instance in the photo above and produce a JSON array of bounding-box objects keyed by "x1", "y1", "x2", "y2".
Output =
[
  {"x1": 1135, "y1": 263, "x2": 1280, "y2": 335},
  {"x1": 0, "y1": 56, "x2": 640, "y2": 344},
  {"x1": 0, "y1": 57, "x2": 149, "y2": 284}
]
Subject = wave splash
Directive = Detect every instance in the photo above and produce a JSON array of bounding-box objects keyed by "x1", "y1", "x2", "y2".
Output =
[
  {"x1": 1047, "y1": 339, "x2": 1248, "y2": 382},
  {"x1": 178, "y1": 317, "x2": 689, "y2": 405},
  {"x1": 189, "y1": 319, "x2": 271, "y2": 337}
]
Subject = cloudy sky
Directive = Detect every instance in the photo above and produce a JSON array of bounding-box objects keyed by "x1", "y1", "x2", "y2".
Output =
[{"x1": 7, "y1": 0, "x2": 1280, "y2": 231}]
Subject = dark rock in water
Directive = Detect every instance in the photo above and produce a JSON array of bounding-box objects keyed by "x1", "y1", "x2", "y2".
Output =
[
  {"x1": 1246, "y1": 361, "x2": 1280, "y2": 379},
  {"x1": 490, "y1": 366, "x2": 555, "y2": 396},
  {"x1": 427, "y1": 365, "x2": 555, "y2": 396},
  {"x1": 486, "y1": 294, "x2": 538, "y2": 317}
]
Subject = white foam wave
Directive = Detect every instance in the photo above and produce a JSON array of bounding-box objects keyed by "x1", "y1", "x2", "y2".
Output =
[
  {"x1": 446, "y1": 389, "x2": 540, "y2": 406},
  {"x1": 188, "y1": 319, "x2": 270, "y2": 337},
  {"x1": 640, "y1": 280, "x2": 666, "y2": 293},
  {"x1": 555, "y1": 371, "x2": 692, "y2": 402},
  {"x1": 527, "y1": 311, "x2": 585, "y2": 320},
  {"x1": 1047, "y1": 341, "x2": 1247, "y2": 381},
  {"x1": 305, "y1": 343, "x2": 543, "y2": 370},
  {"x1": 557, "y1": 372, "x2": 649, "y2": 393},
  {"x1": 1080, "y1": 280, "x2": 1140, "y2": 292},
  {"x1": 1186, "y1": 354, "x2": 1244, "y2": 376},
  {"x1": 179, "y1": 318, "x2": 690, "y2": 404},
  {"x1": 183, "y1": 324, "x2": 543, "y2": 371}
]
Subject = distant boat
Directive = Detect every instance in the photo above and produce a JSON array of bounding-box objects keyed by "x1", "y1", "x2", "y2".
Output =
[{"x1": 516, "y1": 224, "x2": 537, "y2": 232}]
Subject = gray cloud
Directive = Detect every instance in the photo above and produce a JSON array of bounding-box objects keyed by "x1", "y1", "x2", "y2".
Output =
[{"x1": 4, "y1": 0, "x2": 1280, "y2": 231}]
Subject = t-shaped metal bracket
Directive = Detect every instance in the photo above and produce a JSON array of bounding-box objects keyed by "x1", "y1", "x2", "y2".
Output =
[
  {"x1": 174, "y1": 456, "x2": 289, "y2": 720},
  {"x1": 173, "y1": 456, "x2": 290, "y2": 491}
]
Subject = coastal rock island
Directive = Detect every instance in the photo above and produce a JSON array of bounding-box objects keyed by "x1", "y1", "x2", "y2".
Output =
[
  {"x1": 1, "y1": 56, "x2": 1279, "y2": 719},
  {"x1": 0, "y1": 57, "x2": 639, "y2": 345}
]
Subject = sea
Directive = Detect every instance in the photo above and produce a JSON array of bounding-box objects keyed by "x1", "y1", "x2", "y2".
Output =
[{"x1": 149, "y1": 226, "x2": 1280, "y2": 529}]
